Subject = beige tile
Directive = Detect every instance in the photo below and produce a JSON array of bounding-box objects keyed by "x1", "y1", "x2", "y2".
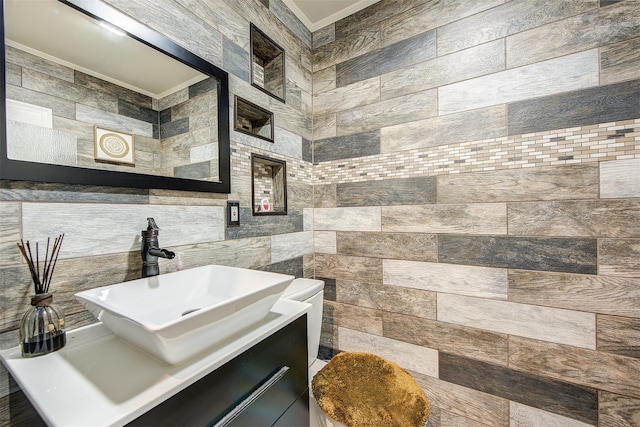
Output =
[
  {"x1": 599, "y1": 239, "x2": 640, "y2": 278},
  {"x1": 384, "y1": 260, "x2": 507, "y2": 300},
  {"x1": 382, "y1": 203, "x2": 507, "y2": 235},
  {"x1": 314, "y1": 254, "x2": 382, "y2": 283},
  {"x1": 600, "y1": 158, "x2": 640, "y2": 198},
  {"x1": 336, "y1": 231, "x2": 437, "y2": 262},
  {"x1": 312, "y1": 76, "x2": 380, "y2": 116},
  {"x1": 438, "y1": 50, "x2": 599, "y2": 115},
  {"x1": 601, "y1": 37, "x2": 640, "y2": 85},
  {"x1": 314, "y1": 207, "x2": 381, "y2": 232},
  {"x1": 326, "y1": 300, "x2": 382, "y2": 335},
  {"x1": 270, "y1": 231, "x2": 313, "y2": 264},
  {"x1": 510, "y1": 402, "x2": 593, "y2": 427},
  {"x1": 338, "y1": 327, "x2": 438, "y2": 377},
  {"x1": 313, "y1": 231, "x2": 336, "y2": 254},
  {"x1": 438, "y1": 294, "x2": 596, "y2": 349},
  {"x1": 509, "y1": 336, "x2": 640, "y2": 399}
]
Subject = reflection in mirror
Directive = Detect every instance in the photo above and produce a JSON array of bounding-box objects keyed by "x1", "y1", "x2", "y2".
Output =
[{"x1": 1, "y1": 0, "x2": 230, "y2": 192}]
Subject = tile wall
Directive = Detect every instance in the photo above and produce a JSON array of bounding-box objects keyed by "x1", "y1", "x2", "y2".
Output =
[
  {"x1": 311, "y1": 0, "x2": 639, "y2": 426},
  {"x1": 0, "y1": 0, "x2": 313, "y2": 423}
]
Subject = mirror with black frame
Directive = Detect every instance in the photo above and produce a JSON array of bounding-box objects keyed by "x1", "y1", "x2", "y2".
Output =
[{"x1": 1, "y1": 0, "x2": 230, "y2": 193}]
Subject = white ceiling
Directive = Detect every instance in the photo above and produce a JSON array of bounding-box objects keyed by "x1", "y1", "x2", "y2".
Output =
[{"x1": 283, "y1": 0, "x2": 381, "y2": 32}]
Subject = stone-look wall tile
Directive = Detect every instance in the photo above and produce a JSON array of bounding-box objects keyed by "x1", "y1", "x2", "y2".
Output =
[
  {"x1": 314, "y1": 231, "x2": 336, "y2": 254},
  {"x1": 6, "y1": 84, "x2": 76, "y2": 121},
  {"x1": 380, "y1": 105, "x2": 507, "y2": 153},
  {"x1": 268, "y1": 0, "x2": 311, "y2": 48},
  {"x1": 380, "y1": 0, "x2": 502, "y2": 49},
  {"x1": 0, "y1": 203, "x2": 22, "y2": 267},
  {"x1": 601, "y1": 37, "x2": 640, "y2": 85},
  {"x1": 437, "y1": 164, "x2": 599, "y2": 203},
  {"x1": 312, "y1": 112, "x2": 336, "y2": 140},
  {"x1": 313, "y1": 76, "x2": 380, "y2": 116},
  {"x1": 313, "y1": 184, "x2": 336, "y2": 208},
  {"x1": 77, "y1": 104, "x2": 154, "y2": 137},
  {"x1": 599, "y1": 391, "x2": 640, "y2": 427},
  {"x1": 313, "y1": 207, "x2": 381, "y2": 232},
  {"x1": 5, "y1": 45, "x2": 74, "y2": 83},
  {"x1": 439, "y1": 50, "x2": 599, "y2": 115},
  {"x1": 380, "y1": 39, "x2": 505, "y2": 100},
  {"x1": 384, "y1": 260, "x2": 507, "y2": 300},
  {"x1": 438, "y1": 294, "x2": 596, "y2": 349},
  {"x1": 336, "y1": 30, "x2": 436, "y2": 88},
  {"x1": 599, "y1": 239, "x2": 640, "y2": 277},
  {"x1": 338, "y1": 327, "x2": 438, "y2": 377},
  {"x1": 439, "y1": 235, "x2": 598, "y2": 275},
  {"x1": 222, "y1": 36, "x2": 250, "y2": 82},
  {"x1": 508, "y1": 200, "x2": 640, "y2": 238},
  {"x1": 333, "y1": 0, "x2": 416, "y2": 37},
  {"x1": 337, "y1": 280, "x2": 437, "y2": 320},
  {"x1": 337, "y1": 232, "x2": 437, "y2": 262},
  {"x1": 259, "y1": 256, "x2": 304, "y2": 278},
  {"x1": 270, "y1": 231, "x2": 313, "y2": 264},
  {"x1": 437, "y1": 0, "x2": 597, "y2": 56},
  {"x1": 314, "y1": 254, "x2": 382, "y2": 283},
  {"x1": 312, "y1": 25, "x2": 380, "y2": 72},
  {"x1": 21, "y1": 203, "x2": 225, "y2": 259},
  {"x1": 382, "y1": 203, "x2": 507, "y2": 235},
  {"x1": 312, "y1": 66, "x2": 336, "y2": 96},
  {"x1": 507, "y1": 79, "x2": 640, "y2": 135},
  {"x1": 597, "y1": 315, "x2": 640, "y2": 359},
  {"x1": 383, "y1": 312, "x2": 508, "y2": 365},
  {"x1": 337, "y1": 176, "x2": 436, "y2": 207},
  {"x1": 510, "y1": 402, "x2": 594, "y2": 427},
  {"x1": 302, "y1": 207, "x2": 313, "y2": 231},
  {"x1": 313, "y1": 130, "x2": 380, "y2": 163},
  {"x1": 509, "y1": 271, "x2": 640, "y2": 318},
  {"x1": 325, "y1": 301, "x2": 382, "y2": 335},
  {"x1": 0, "y1": 181, "x2": 150, "y2": 204},
  {"x1": 226, "y1": 208, "x2": 303, "y2": 239},
  {"x1": 509, "y1": 336, "x2": 640, "y2": 399},
  {"x1": 337, "y1": 89, "x2": 437, "y2": 136},
  {"x1": 312, "y1": 24, "x2": 335, "y2": 49},
  {"x1": 411, "y1": 371, "x2": 510, "y2": 427},
  {"x1": 506, "y1": 1, "x2": 640, "y2": 68},
  {"x1": 439, "y1": 352, "x2": 599, "y2": 426},
  {"x1": 600, "y1": 158, "x2": 640, "y2": 199}
]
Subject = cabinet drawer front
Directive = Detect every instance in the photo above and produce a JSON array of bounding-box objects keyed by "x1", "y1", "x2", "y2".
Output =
[{"x1": 128, "y1": 315, "x2": 308, "y2": 427}]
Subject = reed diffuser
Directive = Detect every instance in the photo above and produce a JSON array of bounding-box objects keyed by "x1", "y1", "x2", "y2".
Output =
[{"x1": 17, "y1": 234, "x2": 67, "y2": 357}]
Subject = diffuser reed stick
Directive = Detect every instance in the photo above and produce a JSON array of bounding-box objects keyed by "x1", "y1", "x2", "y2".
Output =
[{"x1": 17, "y1": 234, "x2": 65, "y2": 294}]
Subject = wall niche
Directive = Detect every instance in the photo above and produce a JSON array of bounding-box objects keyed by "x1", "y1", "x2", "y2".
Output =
[
  {"x1": 251, "y1": 153, "x2": 287, "y2": 216},
  {"x1": 234, "y1": 96, "x2": 274, "y2": 142},
  {"x1": 250, "y1": 23, "x2": 285, "y2": 103}
]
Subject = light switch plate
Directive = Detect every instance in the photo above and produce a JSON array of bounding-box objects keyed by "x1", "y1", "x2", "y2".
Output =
[{"x1": 227, "y1": 201, "x2": 240, "y2": 227}]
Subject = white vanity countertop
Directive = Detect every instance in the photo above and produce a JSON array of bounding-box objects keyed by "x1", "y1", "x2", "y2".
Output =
[{"x1": 0, "y1": 298, "x2": 310, "y2": 427}]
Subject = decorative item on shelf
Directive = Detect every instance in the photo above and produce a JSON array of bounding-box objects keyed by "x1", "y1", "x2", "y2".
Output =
[
  {"x1": 16, "y1": 234, "x2": 67, "y2": 357},
  {"x1": 94, "y1": 126, "x2": 135, "y2": 165}
]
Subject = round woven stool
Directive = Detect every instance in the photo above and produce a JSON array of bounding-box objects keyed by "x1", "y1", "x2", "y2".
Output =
[{"x1": 311, "y1": 352, "x2": 430, "y2": 427}]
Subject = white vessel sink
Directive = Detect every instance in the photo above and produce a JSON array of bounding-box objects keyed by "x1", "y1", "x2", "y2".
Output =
[{"x1": 75, "y1": 265, "x2": 294, "y2": 364}]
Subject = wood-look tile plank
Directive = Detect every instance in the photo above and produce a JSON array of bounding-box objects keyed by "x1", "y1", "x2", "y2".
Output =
[
  {"x1": 509, "y1": 336, "x2": 640, "y2": 399},
  {"x1": 337, "y1": 279, "x2": 437, "y2": 319},
  {"x1": 383, "y1": 312, "x2": 508, "y2": 365},
  {"x1": 600, "y1": 158, "x2": 640, "y2": 199},
  {"x1": 439, "y1": 50, "x2": 599, "y2": 115},
  {"x1": 313, "y1": 76, "x2": 380, "y2": 116},
  {"x1": 270, "y1": 231, "x2": 313, "y2": 264},
  {"x1": 314, "y1": 231, "x2": 337, "y2": 254},
  {"x1": 338, "y1": 327, "x2": 438, "y2": 377},
  {"x1": 384, "y1": 260, "x2": 507, "y2": 300},
  {"x1": 506, "y1": 1, "x2": 640, "y2": 68},
  {"x1": 411, "y1": 370, "x2": 509, "y2": 427},
  {"x1": 599, "y1": 239, "x2": 640, "y2": 277},
  {"x1": 597, "y1": 315, "x2": 640, "y2": 359},
  {"x1": 325, "y1": 300, "x2": 382, "y2": 335},
  {"x1": 599, "y1": 391, "x2": 640, "y2": 427},
  {"x1": 437, "y1": 164, "x2": 599, "y2": 203},
  {"x1": 440, "y1": 352, "x2": 598, "y2": 425},
  {"x1": 314, "y1": 130, "x2": 381, "y2": 162},
  {"x1": 314, "y1": 254, "x2": 382, "y2": 283},
  {"x1": 312, "y1": 25, "x2": 379, "y2": 72},
  {"x1": 337, "y1": 176, "x2": 436, "y2": 207},
  {"x1": 381, "y1": 105, "x2": 507, "y2": 153},
  {"x1": 601, "y1": 37, "x2": 640, "y2": 85},
  {"x1": 313, "y1": 184, "x2": 336, "y2": 208},
  {"x1": 0, "y1": 203, "x2": 22, "y2": 267},
  {"x1": 509, "y1": 270, "x2": 640, "y2": 318},
  {"x1": 314, "y1": 207, "x2": 381, "y2": 232},
  {"x1": 438, "y1": 293, "x2": 595, "y2": 349},
  {"x1": 508, "y1": 200, "x2": 640, "y2": 237},
  {"x1": 382, "y1": 203, "x2": 506, "y2": 235},
  {"x1": 510, "y1": 402, "x2": 594, "y2": 427},
  {"x1": 337, "y1": 231, "x2": 437, "y2": 262}
]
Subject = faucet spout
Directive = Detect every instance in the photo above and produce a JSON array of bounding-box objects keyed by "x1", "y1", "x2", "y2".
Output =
[{"x1": 141, "y1": 218, "x2": 174, "y2": 278}]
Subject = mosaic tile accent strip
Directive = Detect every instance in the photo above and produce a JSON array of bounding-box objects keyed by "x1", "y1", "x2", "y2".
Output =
[
  {"x1": 231, "y1": 141, "x2": 313, "y2": 186},
  {"x1": 313, "y1": 119, "x2": 640, "y2": 184}
]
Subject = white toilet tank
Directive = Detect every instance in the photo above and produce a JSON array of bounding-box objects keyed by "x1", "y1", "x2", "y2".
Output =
[{"x1": 282, "y1": 279, "x2": 324, "y2": 367}]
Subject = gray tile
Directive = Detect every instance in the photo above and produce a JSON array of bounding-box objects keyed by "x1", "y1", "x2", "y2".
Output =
[
  {"x1": 174, "y1": 161, "x2": 211, "y2": 179},
  {"x1": 337, "y1": 232, "x2": 438, "y2": 262},
  {"x1": 269, "y1": 0, "x2": 311, "y2": 48},
  {"x1": 336, "y1": 30, "x2": 436, "y2": 88},
  {"x1": 507, "y1": 79, "x2": 640, "y2": 135},
  {"x1": 314, "y1": 130, "x2": 380, "y2": 162},
  {"x1": 223, "y1": 36, "x2": 250, "y2": 82},
  {"x1": 312, "y1": 24, "x2": 335, "y2": 49},
  {"x1": 601, "y1": 37, "x2": 640, "y2": 85},
  {"x1": 336, "y1": 176, "x2": 436, "y2": 207},
  {"x1": 226, "y1": 207, "x2": 303, "y2": 239}
]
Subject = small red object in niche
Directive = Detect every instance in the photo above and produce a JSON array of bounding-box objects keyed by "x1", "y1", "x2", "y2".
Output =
[{"x1": 260, "y1": 198, "x2": 271, "y2": 212}]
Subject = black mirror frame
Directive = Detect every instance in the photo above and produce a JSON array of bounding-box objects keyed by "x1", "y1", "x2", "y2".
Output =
[{"x1": 0, "y1": 0, "x2": 230, "y2": 193}]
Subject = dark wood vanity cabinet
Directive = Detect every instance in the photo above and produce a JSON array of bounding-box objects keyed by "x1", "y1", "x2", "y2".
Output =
[{"x1": 128, "y1": 315, "x2": 309, "y2": 427}]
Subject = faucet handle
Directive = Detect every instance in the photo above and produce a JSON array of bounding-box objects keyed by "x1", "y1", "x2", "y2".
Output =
[{"x1": 147, "y1": 217, "x2": 160, "y2": 231}]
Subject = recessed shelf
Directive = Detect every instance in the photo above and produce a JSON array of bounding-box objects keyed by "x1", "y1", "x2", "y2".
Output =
[
  {"x1": 234, "y1": 96, "x2": 274, "y2": 142},
  {"x1": 251, "y1": 153, "x2": 287, "y2": 216},
  {"x1": 250, "y1": 23, "x2": 285, "y2": 103}
]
